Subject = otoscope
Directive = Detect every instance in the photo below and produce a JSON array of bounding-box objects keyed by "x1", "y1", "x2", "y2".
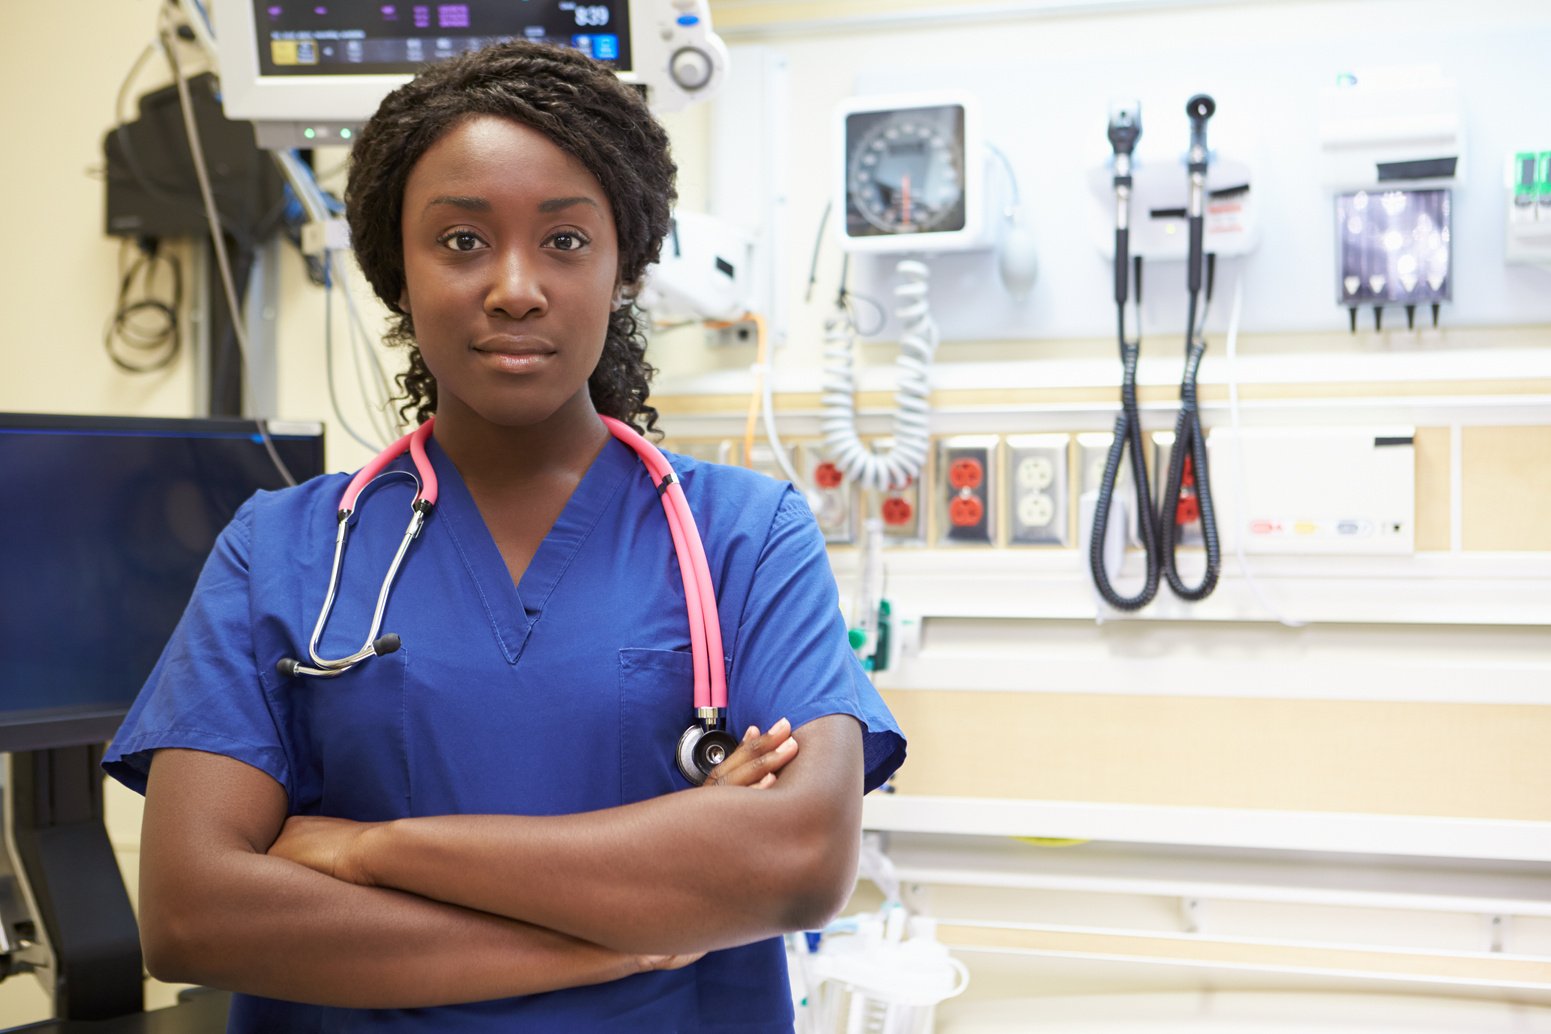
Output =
[
  {"x1": 1088, "y1": 101, "x2": 1163, "y2": 611},
  {"x1": 1156, "y1": 94, "x2": 1222, "y2": 601}
]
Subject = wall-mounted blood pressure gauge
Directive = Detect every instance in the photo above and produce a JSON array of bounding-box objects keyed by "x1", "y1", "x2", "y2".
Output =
[{"x1": 837, "y1": 92, "x2": 985, "y2": 253}]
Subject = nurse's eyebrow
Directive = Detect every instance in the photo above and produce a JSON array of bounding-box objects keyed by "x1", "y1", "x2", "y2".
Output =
[
  {"x1": 423, "y1": 195, "x2": 490, "y2": 214},
  {"x1": 538, "y1": 196, "x2": 600, "y2": 213}
]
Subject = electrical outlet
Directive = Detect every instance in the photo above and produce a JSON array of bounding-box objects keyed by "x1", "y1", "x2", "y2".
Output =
[
  {"x1": 1152, "y1": 431, "x2": 1203, "y2": 547},
  {"x1": 863, "y1": 438, "x2": 926, "y2": 544},
  {"x1": 936, "y1": 436, "x2": 997, "y2": 546},
  {"x1": 1006, "y1": 434, "x2": 1070, "y2": 546},
  {"x1": 1077, "y1": 431, "x2": 1142, "y2": 546},
  {"x1": 805, "y1": 448, "x2": 856, "y2": 544}
]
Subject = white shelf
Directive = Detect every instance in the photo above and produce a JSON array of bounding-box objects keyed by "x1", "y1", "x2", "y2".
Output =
[
  {"x1": 863, "y1": 795, "x2": 1551, "y2": 864},
  {"x1": 872, "y1": 832, "x2": 1551, "y2": 918}
]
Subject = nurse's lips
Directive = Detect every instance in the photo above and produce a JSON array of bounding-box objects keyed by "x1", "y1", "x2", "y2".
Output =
[{"x1": 472, "y1": 336, "x2": 555, "y2": 372}]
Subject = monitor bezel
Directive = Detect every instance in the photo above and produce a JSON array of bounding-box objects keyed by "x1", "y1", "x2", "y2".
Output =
[{"x1": 207, "y1": 0, "x2": 644, "y2": 124}]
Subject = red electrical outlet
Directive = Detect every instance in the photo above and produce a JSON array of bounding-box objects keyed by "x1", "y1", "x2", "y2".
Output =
[
  {"x1": 948, "y1": 457, "x2": 983, "y2": 490},
  {"x1": 814, "y1": 461, "x2": 844, "y2": 490},
  {"x1": 948, "y1": 495, "x2": 983, "y2": 527},
  {"x1": 938, "y1": 437, "x2": 996, "y2": 545},
  {"x1": 881, "y1": 496, "x2": 914, "y2": 527}
]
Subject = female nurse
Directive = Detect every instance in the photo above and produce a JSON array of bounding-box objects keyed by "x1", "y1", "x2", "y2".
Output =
[{"x1": 104, "y1": 38, "x2": 906, "y2": 1032}]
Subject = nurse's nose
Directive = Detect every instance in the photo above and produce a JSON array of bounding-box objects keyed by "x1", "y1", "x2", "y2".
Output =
[{"x1": 484, "y1": 247, "x2": 547, "y2": 320}]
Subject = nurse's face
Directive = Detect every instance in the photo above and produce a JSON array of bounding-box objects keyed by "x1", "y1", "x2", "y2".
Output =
[{"x1": 399, "y1": 115, "x2": 619, "y2": 431}]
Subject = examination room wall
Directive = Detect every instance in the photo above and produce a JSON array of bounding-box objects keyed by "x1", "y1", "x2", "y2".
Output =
[
  {"x1": 646, "y1": 0, "x2": 1551, "y2": 1024},
  {"x1": 1, "y1": 0, "x2": 1549, "y2": 1027}
]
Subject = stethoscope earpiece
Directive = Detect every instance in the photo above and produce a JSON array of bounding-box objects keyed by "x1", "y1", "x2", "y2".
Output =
[{"x1": 676, "y1": 725, "x2": 739, "y2": 786}]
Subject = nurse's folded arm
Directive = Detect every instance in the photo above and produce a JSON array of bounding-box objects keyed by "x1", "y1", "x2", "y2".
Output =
[
  {"x1": 271, "y1": 713, "x2": 863, "y2": 957},
  {"x1": 136, "y1": 747, "x2": 697, "y2": 1008}
]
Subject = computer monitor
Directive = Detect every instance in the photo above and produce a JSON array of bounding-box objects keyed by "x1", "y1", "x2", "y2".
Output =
[
  {"x1": 205, "y1": 0, "x2": 727, "y2": 148},
  {"x1": 0, "y1": 414, "x2": 325, "y2": 753}
]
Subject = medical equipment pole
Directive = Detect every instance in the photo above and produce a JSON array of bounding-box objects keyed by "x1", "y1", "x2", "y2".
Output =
[
  {"x1": 1157, "y1": 95, "x2": 1222, "y2": 601},
  {"x1": 1089, "y1": 102, "x2": 1162, "y2": 611}
]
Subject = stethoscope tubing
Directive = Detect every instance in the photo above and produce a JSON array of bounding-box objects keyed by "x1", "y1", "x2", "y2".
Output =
[
  {"x1": 599, "y1": 414, "x2": 727, "y2": 713},
  {"x1": 285, "y1": 416, "x2": 727, "y2": 720}
]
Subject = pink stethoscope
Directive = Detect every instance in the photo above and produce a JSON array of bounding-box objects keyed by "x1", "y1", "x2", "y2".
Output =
[{"x1": 275, "y1": 415, "x2": 738, "y2": 785}]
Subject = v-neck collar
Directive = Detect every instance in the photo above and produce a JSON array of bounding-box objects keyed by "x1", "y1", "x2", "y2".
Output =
[{"x1": 423, "y1": 434, "x2": 639, "y2": 665}]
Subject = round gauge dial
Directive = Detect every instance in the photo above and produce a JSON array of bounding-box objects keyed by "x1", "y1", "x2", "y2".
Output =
[{"x1": 845, "y1": 105, "x2": 966, "y2": 239}]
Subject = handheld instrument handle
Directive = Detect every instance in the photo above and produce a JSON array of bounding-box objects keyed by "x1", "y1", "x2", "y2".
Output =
[
  {"x1": 1107, "y1": 102, "x2": 1142, "y2": 308},
  {"x1": 1185, "y1": 94, "x2": 1215, "y2": 172},
  {"x1": 1184, "y1": 94, "x2": 1215, "y2": 294}
]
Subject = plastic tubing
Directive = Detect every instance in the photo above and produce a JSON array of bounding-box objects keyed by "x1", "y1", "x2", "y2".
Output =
[{"x1": 819, "y1": 259, "x2": 937, "y2": 492}]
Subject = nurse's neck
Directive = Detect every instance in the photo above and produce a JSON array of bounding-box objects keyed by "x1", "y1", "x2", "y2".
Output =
[{"x1": 430, "y1": 394, "x2": 610, "y2": 492}]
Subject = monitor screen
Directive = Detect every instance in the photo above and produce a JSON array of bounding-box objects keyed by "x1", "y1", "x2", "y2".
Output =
[
  {"x1": 0, "y1": 414, "x2": 325, "y2": 753},
  {"x1": 208, "y1": 0, "x2": 637, "y2": 146},
  {"x1": 251, "y1": 0, "x2": 633, "y2": 76}
]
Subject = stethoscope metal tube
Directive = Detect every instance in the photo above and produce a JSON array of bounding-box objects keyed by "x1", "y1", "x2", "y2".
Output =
[
  {"x1": 277, "y1": 421, "x2": 438, "y2": 679},
  {"x1": 276, "y1": 415, "x2": 736, "y2": 784}
]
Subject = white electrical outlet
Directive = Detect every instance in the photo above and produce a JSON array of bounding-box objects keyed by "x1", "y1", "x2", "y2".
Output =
[
  {"x1": 1006, "y1": 433, "x2": 1069, "y2": 546},
  {"x1": 1077, "y1": 431, "x2": 1141, "y2": 546}
]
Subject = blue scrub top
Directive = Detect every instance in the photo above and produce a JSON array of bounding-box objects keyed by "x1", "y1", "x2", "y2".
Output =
[{"x1": 105, "y1": 434, "x2": 906, "y2": 1032}]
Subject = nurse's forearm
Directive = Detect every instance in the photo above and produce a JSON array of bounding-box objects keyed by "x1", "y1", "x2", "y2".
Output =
[
  {"x1": 350, "y1": 714, "x2": 863, "y2": 955},
  {"x1": 140, "y1": 747, "x2": 654, "y2": 1007},
  {"x1": 147, "y1": 857, "x2": 646, "y2": 1006}
]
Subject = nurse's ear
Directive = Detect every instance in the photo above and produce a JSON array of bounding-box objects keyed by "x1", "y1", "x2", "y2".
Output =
[{"x1": 611, "y1": 280, "x2": 632, "y2": 312}]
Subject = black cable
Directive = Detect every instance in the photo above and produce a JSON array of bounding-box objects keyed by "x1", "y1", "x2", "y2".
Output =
[
  {"x1": 1090, "y1": 103, "x2": 1162, "y2": 611},
  {"x1": 104, "y1": 239, "x2": 183, "y2": 373},
  {"x1": 1155, "y1": 96, "x2": 1221, "y2": 602}
]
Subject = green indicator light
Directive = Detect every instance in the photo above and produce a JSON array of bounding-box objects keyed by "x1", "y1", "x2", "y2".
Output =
[
  {"x1": 1336, "y1": 72, "x2": 1358, "y2": 87},
  {"x1": 339, "y1": 127, "x2": 352, "y2": 140},
  {"x1": 303, "y1": 127, "x2": 317, "y2": 140}
]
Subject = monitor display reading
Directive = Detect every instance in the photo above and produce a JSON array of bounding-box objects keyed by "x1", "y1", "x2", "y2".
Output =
[
  {"x1": 251, "y1": 0, "x2": 632, "y2": 76},
  {"x1": 0, "y1": 415, "x2": 324, "y2": 752}
]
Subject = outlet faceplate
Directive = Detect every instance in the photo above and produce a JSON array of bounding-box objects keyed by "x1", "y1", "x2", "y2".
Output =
[
  {"x1": 802, "y1": 446, "x2": 856, "y2": 544},
  {"x1": 937, "y1": 436, "x2": 997, "y2": 546},
  {"x1": 1006, "y1": 433, "x2": 1070, "y2": 546},
  {"x1": 1077, "y1": 431, "x2": 1142, "y2": 546},
  {"x1": 866, "y1": 439, "x2": 926, "y2": 544},
  {"x1": 1152, "y1": 431, "x2": 1203, "y2": 547}
]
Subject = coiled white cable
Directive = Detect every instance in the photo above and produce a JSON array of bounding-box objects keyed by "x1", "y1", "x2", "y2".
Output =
[{"x1": 820, "y1": 259, "x2": 938, "y2": 491}]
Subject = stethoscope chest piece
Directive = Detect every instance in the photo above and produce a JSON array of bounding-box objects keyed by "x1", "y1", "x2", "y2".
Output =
[{"x1": 677, "y1": 724, "x2": 740, "y2": 785}]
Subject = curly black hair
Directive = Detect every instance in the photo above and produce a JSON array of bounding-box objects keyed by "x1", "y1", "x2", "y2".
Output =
[{"x1": 345, "y1": 41, "x2": 677, "y2": 435}]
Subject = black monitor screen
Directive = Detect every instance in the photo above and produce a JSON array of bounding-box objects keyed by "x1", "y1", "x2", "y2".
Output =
[
  {"x1": 0, "y1": 414, "x2": 325, "y2": 752},
  {"x1": 252, "y1": 0, "x2": 632, "y2": 75}
]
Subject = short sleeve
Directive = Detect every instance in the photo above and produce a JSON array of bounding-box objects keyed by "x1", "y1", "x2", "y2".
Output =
[
  {"x1": 103, "y1": 500, "x2": 291, "y2": 797},
  {"x1": 727, "y1": 490, "x2": 906, "y2": 794}
]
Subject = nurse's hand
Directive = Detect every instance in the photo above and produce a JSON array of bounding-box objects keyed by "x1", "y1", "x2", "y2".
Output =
[
  {"x1": 268, "y1": 814, "x2": 376, "y2": 886},
  {"x1": 704, "y1": 718, "x2": 799, "y2": 790},
  {"x1": 638, "y1": 950, "x2": 706, "y2": 972}
]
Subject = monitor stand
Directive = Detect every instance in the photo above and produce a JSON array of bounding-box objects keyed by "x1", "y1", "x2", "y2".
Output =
[{"x1": 3, "y1": 747, "x2": 142, "y2": 1020}]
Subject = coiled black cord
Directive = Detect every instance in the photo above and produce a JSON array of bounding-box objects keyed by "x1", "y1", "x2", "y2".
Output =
[
  {"x1": 1157, "y1": 293, "x2": 1221, "y2": 600},
  {"x1": 1090, "y1": 257, "x2": 1162, "y2": 610},
  {"x1": 1156, "y1": 94, "x2": 1223, "y2": 601},
  {"x1": 104, "y1": 239, "x2": 183, "y2": 373}
]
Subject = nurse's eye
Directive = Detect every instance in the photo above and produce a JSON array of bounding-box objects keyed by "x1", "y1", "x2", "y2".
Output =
[
  {"x1": 545, "y1": 231, "x2": 590, "y2": 253},
  {"x1": 435, "y1": 230, "x2": 487, "y2": 252}
]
